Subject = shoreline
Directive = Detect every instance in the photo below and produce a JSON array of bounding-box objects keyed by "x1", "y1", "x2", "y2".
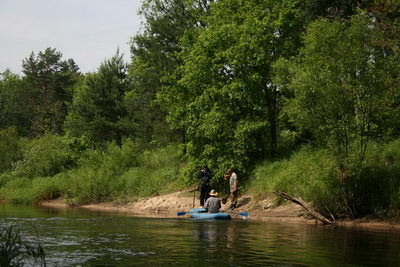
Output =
[{"x1": 37, "y1": 191, "x2": 400, "y2": 231}]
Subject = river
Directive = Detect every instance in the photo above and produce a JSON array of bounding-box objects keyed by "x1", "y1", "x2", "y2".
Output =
[{"x1": 1, "y1": 203, "x2": 399, "y2": 266}]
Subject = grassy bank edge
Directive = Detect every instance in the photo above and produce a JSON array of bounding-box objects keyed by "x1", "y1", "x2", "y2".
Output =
[{"x1": 1, "y1": 139, "x2": 400, "y2": 222}]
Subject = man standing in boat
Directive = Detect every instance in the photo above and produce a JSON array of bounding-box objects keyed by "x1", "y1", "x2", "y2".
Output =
[
  {"x1": 204, "y1": 190, "x2": 221, "y2": 213},
  {"x1": 224, "y1": 168, "x2": 238, "y2": 209},
  {"x1": 197, "y1": 165, "x2": 213, "y2": 207}
]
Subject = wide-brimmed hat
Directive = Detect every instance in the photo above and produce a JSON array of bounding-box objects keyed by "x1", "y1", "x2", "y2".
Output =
[{"x1": 209, "y1": 190, "x2": 218, "y2": 196}]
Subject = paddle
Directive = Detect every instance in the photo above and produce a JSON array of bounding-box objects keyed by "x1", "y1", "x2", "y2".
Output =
[
  {"x1": 192, "y1": 189, "x2": 196, "y2": 208},
  {"x1": 230, "y1": 211, "x2": 250, "y2": 218},
  {"x1": 177, "y1": 211, "x2": 249, "y2": 217}
]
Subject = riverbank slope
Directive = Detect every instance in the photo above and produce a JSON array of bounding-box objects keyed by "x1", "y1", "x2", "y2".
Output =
[{"x1": 40, "y1": 190, "x2": 400, "y2": 231}]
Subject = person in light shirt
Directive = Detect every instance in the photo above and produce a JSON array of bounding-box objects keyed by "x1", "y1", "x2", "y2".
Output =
[{"x1": 224, "y1": 168, "x2": 238, "y2": 209}]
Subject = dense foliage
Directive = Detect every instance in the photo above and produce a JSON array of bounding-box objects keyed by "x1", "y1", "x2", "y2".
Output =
[
  {"x1": 65, "y1": 51, "x2": 129, "y2": 145},
  {"x1": 0, "y1": 0, "x2": 399, "y2": 219}
]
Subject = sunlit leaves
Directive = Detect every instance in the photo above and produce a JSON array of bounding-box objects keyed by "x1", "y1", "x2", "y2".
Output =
[
  {"x1": 161, "y1": 0, "x2": 305, "y2": 174},
  {"x1": 22, "y1": 48, "x2": 80, "y2": 136},
  {"x1": 283, "y1": 11, "x2": 398, "y2": 164},
  {"x1": 65, "y1": 52, "x2": 128, "y2": 145}
]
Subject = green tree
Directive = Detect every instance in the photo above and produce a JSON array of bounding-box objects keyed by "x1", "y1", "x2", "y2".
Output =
[
  {"x1": 368, "y1": 0, "x2": 400, "y2": 139},
  {"x1": 22, "y1": 47, "x2": 80, "y2": 136},
  {"x1": 0, "y1": 70, "x2": 30, "y2": 134},
  {"x1": 300, "y1": 0, "x2": 365, "y2": 18},
  {"x1": 283, "y1": 12, "x2": 397, "y2": 165},
  {"x1": 160, "y1": 0, "x2": 305, "y2": 174},
  {"x1": 279, "y1": 11, "x2": 400, "y2": 217},
  {"x1": 12, "y1": 134, "x2": 74, "y2": 178},
  {"x1": 126, "y1": 0, "x2": 214, "y2": 147},
  {"x1": 65, "y1": 51, "x2": 129, "y2": 145},
  {"x1": 0, "y1": 127, "x2": 22, "y2": 173}
]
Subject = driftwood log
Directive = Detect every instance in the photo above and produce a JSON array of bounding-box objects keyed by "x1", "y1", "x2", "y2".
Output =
[
  {"x1": 274, "y1": 191, "x2": 334, "y2": 225},
  {"x1": 186, "y1": 187, "x2": 198, "y2": 192}
]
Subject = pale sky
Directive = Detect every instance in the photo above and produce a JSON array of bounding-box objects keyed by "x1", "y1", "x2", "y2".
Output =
[{"x1": 0, "y1": 0, "x2": 143, "y2": 74}]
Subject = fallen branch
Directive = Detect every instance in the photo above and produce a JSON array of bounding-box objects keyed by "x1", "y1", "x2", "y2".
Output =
[
  {"x1": 181, "y1": 187, "x2": 198, "y2": 193},
  {"x1": 273, "y1": 191, "x2": 334, "y2": 225}
]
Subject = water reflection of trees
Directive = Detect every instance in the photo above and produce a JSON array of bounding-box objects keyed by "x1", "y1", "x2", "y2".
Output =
[
  {"x1": 193, "y1": 221, "x2": 244, "y2": 265},
  {"x1": 193, "y1": 220, "x2": 400, "y2": 266},
  {"x1": 243, "y1": 222, "x2": 400, "y2": 266}
]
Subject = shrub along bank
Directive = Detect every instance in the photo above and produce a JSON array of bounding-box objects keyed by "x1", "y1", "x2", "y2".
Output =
[
  {"x1": 0, "y1": 134, "x2": 185, "y2": 205},
  {"x1": 249, "y1": 140, "x2": 400, "y2": 219},
  {"x1": 0, "y1": 131, "x2": 400, "y2": 220}
]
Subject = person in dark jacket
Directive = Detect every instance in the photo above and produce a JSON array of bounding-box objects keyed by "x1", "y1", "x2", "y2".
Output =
[{"x1": 197, "y1": 165, "x2": 213, "y2": 207}]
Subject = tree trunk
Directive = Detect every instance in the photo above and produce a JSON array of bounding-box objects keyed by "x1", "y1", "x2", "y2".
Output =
[
  {"x1": 265, "y1": 85, "x2": 278, "y2": 157},
  {"x1": 274, "y1": 191, "x2": 334, "y2": 225}
]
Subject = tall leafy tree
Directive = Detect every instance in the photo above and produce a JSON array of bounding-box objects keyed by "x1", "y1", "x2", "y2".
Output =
[
  {"x1": 368, "y1": 0, "x2": 400, "y2": 138},
  {"x1": 22, "y1": 47, "x2": 80, "y2": 136},
  {"x1": 283, "y1": 12, "x2": 398, "y2": 166},
  {"x1": 65, "y1": 51, "x2": 129, "y2": 145},
  {"x1": 0, "y1": 70, "x2": 29, "y2": 134},
  {"x1": 300, "y1": 0, "x2": 364, "y2": 18},
  {"x1": 278, "y1": 10, "x2": 400, "y2": 218},
  {"x1": 0, "y1": 127, "x2": 22, "y2": 173},
  {"x1": 126, "y1": 0, "x2": 214, "y2": 147},
  {"x1": 160, "y1": 0, "x2": 305, "y2": 173}
]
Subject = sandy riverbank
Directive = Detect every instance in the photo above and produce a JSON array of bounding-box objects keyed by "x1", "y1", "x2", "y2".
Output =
[
  {"x1": 40, "y1": 190, "x2": 400, "y2": 231},
  {"x1": 40, "y1": 190, "x2": 307, "y2": 221}
]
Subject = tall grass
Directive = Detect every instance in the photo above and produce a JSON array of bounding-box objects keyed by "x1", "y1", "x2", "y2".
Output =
[
  {"x1": 63, "y1": 140, "x2": 139, "y2": 204},
  {"x1": 2, "y1": 130, "x2": 400, "y2": 219},
  {"x1": 0, "y1": 127, "x2": 22, "y2": 173},
  {"x1": 0, "y1": 225, "x2": 46, "y2": 267},
  {"x1": 12, "y1": 134, "x2": 76, "y2": 178},
  {"x1": 350, "y1": 140, "x2": 400, "y2": 217},
  {"x1": 64, "y1": 142, "x2": 184, "y2": 204},
  {"x1": 0, "y1": 137, "x2": 185, "y2": 205},
  {"x1": 0, "y1": 175, "x2": 67, "y2": 204},
  {"x1": 249, "y1": 147, "x2": 343, "y2": 216},
  {"x1": 249, "y1": 140, "x2": 400, "y2": 218},
  {"x1": 116, "y1": 146, "x2": 184, "y2": 198}
]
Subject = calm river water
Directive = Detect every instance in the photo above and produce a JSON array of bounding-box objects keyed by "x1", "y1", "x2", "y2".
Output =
[{"x1": 1, "y1": 203, "x2": 400, "y2": 266}]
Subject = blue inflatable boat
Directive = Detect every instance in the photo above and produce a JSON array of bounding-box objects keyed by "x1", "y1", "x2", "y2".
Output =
[{"x1": 188, "y1": 208, "x2": 231, "y2": 220}]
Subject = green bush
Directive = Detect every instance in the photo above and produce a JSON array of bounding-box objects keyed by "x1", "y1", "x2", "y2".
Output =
[
  {"x1": 65, "y1": 167, "x2": 112, "y2": 204},
  {"x1": 0, "y1": 172, "x2": 14, "y2": 189},
  {"x1": 117, "y1": 146, "x2": 183, "y2": 198},
  {"x1": 116, "y1": 145, "x2": 183, "y2": 199},
  {"x1": 2, "y1": 132, "x2": 400, "y2": 220},
  {"x1": 0, "y1": 137, "x2": 203, "y2": 205},
  {"x1": 12, "y1": 134, "x2": 75, "y2": 178},
  {"x1": 249, "y1": 147, "x2": 345, "y2": 216},
  {"x1": 250, "y1": 140, "x2": 400, "y2": 218},
  {"x1": 0, "y1": 177, "x2": 33, "y2": 204},
  {"x1": 346, "y1": 140, "x2": 400, "y2": 216},
  {"x1": 63, "y1": 139, "x2": 139, "y2": 203},
  {"x1": 0, "y1": 127, "x2": 22, "y2": 173},
  {"x1": 0, "y1": 175, "x2": 67, "y2": 204},
  {"x1": 64, "y1": 142, "x2": 183, "y2": 204}
]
